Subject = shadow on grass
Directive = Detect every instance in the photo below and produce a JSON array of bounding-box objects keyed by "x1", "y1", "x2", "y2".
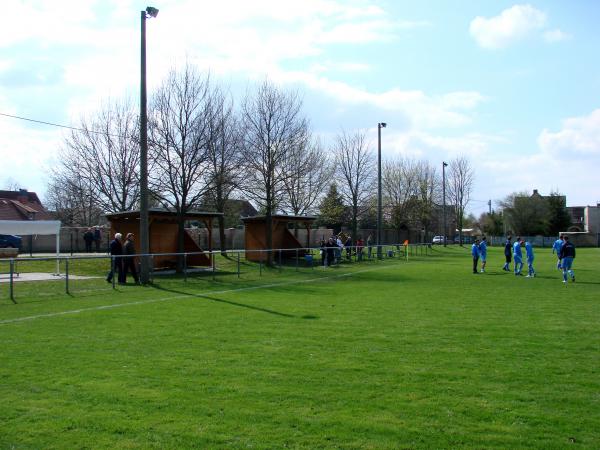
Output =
[{"x1": 150, "y1": 284, "x2": 299, "y2": 318}]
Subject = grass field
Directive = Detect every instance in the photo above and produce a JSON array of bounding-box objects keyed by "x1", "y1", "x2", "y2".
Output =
[{"x1": 1, "y1": 246, "x2": 599, "y2": 449}]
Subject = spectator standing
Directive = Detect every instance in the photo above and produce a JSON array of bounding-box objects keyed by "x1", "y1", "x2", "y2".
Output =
[
  {"x1": 552, "y1": 235, "x2": 564, "y2": 270},
  {"x1": 366, "y1": 234, "x2": 373, "y2": 259},
  {"x1": 326, "y1": 237, "x2": 336, "y2": 266},
  {"x1": 335, "y1": 235, "x2": 344, "y2": 263},
  {"x1": 479, "y1": 236, "x2": 488, "y2": 273},
  {"x1": 94, "y1": 227, "x2": 102, "y2": 252},
  {"x1": 123, "y1": 233, "x2": 139, "y2": 284},
  {"x1": 502, "y1": 236, "x2": 512, "y2": 271},
  {"x1": 345, "y1": 235, "x2": 352, "y2": 260},
  {"x1": 106, "y1": 233, "x2": 124, "y2": 284},
  {"x1": 319, "y1": 238, "x2": 327, "y2": 266},
  {"x1": 356, "y1": 236, "x2": 364, "y2": 261},
  {"x1": 83, "y1": 228, "x2": 94, "y2": 253},
  {"x1": 471, "y1": 239, "x2": 480, "y2": 274},
  {"x1": 513, "y1": 237, "x2": 524, "y2": 276},
  {"x1": 559, "y1": 235, "x2": 576, "y2": 283},
  {"x1": 525, "y1": 241, "x2": 535, "y2": 277}
]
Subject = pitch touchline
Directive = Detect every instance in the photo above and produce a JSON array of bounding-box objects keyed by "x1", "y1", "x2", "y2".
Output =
[{"x1": 0, "y1": 266, "x2": 385, "y2": 325}]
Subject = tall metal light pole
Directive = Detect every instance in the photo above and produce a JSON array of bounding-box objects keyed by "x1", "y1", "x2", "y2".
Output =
[
  {"x1": 377, "y1": 122, "x2": 386, "y2": 259},
  {"x1": 140, "y1": 6, "x2": 159, "y2": 284},
  {"x1": 442, "y1": 161, "x2": 448, "y2": 247}
]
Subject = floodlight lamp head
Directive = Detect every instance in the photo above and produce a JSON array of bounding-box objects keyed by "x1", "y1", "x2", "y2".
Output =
[
  {"x1": 379, "y1": 122, "x2": 387, "y2": 128},
  {"x1": 146, "y1": 6, "x2": 159, "y2": 18},
  {"x1": 443, "y1": 161, "x2": 448, "y2": 167}
]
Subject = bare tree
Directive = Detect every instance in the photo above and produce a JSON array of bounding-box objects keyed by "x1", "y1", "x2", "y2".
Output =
[
  {"x1": 383, "y1": 157, "x2": 419, "y2": 240},
  {"x1": 46, "y1": 169, "x2": 103, "y2": 227},
  {"x1": 333, "y1": 130, "x2": 374, "y2": 239},
  {"x1": 148, "y1": 65, "x2": 212, "y2": 259},
  {"x1": 203, "y1": 86, "x2": 243, "y2": 253},
  {"x1": 56, "y1": 98, "x2": 141, "y2": 213},
  {"x1": 282, "y1": 137, "x2": 332, "y2": 217},
  {"x1": 240, "y1": 80, "x2": 309, "y2": 263},
  {"x1": 413, "y1": 161, "x2": 440, "y2": 242},
  {"x1": 2, "y1": 177, "x2": 22, "y2": 191},
  {"x1": 447, "y1": 156, "x2": 475, "y2": 245}
]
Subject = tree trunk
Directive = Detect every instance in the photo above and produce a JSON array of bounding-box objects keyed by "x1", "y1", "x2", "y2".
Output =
[
  {"x1": 265, "y1": 208, "x2": 273, "y2": 265},
  {"x1": 218, "y1": 215, "x2": 226, "y2": 255},
  {"x1": 176, "y1": 212, "x2": 185, "y2": 272},
  {"x1": 352, "y1": 203, "x2": 358, "y2": 242}
]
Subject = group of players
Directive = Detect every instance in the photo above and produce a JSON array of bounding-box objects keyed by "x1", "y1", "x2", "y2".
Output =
[{"x1": 470, "y1": 234, "x2": 576, "y2": 283}]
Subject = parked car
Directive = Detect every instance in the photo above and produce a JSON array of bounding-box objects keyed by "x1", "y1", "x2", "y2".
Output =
[
  {"x1": 0, "y1": 234, "x2": 22, "y2": 249},
  {"x1": 432, "y1": 235, "x2": 445, "y2": 244}
]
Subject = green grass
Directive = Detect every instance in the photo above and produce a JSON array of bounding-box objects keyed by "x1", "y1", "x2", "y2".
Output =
[{"x1": 1, "y1": 246, "x2": 599, "y2": 449}]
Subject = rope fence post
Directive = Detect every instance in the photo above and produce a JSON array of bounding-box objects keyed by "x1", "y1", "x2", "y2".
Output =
[
  {"x1": 65, "y1": 259, "x2": 69, "y2": 295},
  {"x1": 184, "y1": 253, "x2": 187, "y2": 283},
  {"x1": 212, "y1": 251, "x2": 216, "y2": 281},
  {"x1": 150, "y1": 255, "x2": 154, "y2": 284},
  {"x1": 112, "y1": 256, "x2": 116, "y2": 290},
  {"x1": 9, "y1": 259, "x2": 16, "y2": 304}
]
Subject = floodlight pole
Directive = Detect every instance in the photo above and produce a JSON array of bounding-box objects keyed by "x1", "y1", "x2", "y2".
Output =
[
  {"x1": 140, "y1": 6, "x2": 158, "y2": 284},
  {"x1": 377, "y1": 122, "x2": 386, "y2": 260},
  {"x1": 442, "y1": 161, "x2": 448, "y2": 247}
]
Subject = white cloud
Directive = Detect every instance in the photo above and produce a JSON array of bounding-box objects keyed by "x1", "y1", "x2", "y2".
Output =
[
  {"x1": 383, "y1": 130, "x2": 504, "y2": 160},
  {"x1": 538, "y1": 109, "x2": 600, "y2": 158},
  {"x1": 543, "y1": 29, "x2": 571, "y2": 43},
  {"x1": 470, "y1": 4, "x2": 547, "y2": 49},
  {"x1": 0, "y1": 106, "x2": 62, "y2": 196},
  {"x1": 278, "y1": 70, "x2": 485, "y2": 129}
]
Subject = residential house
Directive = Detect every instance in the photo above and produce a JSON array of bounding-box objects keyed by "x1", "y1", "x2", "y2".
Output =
[{"x1": 0, "y1": 189, "x2": 52, "y2": 221}]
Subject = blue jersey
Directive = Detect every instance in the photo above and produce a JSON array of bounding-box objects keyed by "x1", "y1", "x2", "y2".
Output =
[
  {"x1": 479, "y1": 241, "x2": 487, "y2": 257},
  {"x1": 552, "y1": 239, "x2": 563, "y2": 255},
  {"x1": 525, "y1": 242, "x2": 534, "y2": 260},
  {"x1": 471, "y1": 243, "x2": 479, "y2": 257},
  {"x1": 513, "y1": 241, "x2": 522, "y2": 258}
]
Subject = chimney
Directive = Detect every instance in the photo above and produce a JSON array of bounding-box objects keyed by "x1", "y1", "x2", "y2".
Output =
[{"x1": 17, "y1": 188, "x2": 28, "y2": 203}]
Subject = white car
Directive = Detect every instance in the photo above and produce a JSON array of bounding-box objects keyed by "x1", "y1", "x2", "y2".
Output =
[{"x1": 432, "y1": 236, "x2": 445, "y2": 244}]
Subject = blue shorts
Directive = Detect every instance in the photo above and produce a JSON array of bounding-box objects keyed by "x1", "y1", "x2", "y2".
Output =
[
  {"x1": 514, "y1": 255, "x2": 522, "y2": 264},
  {"x1": 562, "y1": 257, "x2": 574, "y2": 270},
  {"x1": 480, "y1": 253, "x2": 487, "y2": 262}
]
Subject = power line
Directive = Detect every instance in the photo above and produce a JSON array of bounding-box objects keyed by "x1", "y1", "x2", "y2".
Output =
[{"x1": 0, "y1": 112, "x2": 125, "y2": 138}]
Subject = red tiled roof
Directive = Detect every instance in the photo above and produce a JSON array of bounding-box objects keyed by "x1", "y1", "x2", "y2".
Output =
[{"x1": 0, "y1": 190, "x2": 52, "y2": 221}]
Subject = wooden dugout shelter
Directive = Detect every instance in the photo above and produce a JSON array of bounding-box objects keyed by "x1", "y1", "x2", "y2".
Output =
[
  {"x1": 242, "y1": 214, "x2": 316, "y2": 262},
  {"x1": 106, "y1": 208, "x2": 222, "y2": 270}
]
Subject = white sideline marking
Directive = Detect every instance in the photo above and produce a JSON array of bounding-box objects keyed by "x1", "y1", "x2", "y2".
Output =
[{"x1": 0, "y1": 266, "x2": 384, "y2": 326}]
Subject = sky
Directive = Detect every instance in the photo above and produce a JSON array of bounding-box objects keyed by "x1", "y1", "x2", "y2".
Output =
[{"x1": 1, "y1": 0, "x2": 600, "y2": 217}]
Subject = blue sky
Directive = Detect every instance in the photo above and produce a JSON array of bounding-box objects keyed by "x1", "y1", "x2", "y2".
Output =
[{"x1": 1, "y1": 0, "x2": 599, "y2": 217}]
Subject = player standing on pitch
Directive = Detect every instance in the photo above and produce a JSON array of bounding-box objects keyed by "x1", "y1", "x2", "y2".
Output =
[{"x1": 559, "y1": 236, "x2": 576, "y2": 283}]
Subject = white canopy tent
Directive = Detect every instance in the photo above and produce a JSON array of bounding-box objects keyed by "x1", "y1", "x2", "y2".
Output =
[{"x1": 0, "y1": 220, "x2": 62, "y2": 273}]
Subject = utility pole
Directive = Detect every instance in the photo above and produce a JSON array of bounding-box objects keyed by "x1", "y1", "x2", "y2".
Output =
[
  {"x1": 139, "y1": 6, "x2": 159, "y2": 284},
  {"x1": 377, "y1": 122, "x2": 386, "y2": 259},
  {"x1": 442, "y1": 161, "x2": 448, "y2": 247}
]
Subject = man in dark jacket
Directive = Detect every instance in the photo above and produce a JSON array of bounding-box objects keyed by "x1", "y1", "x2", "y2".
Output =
[
  {"x1": 502, "y1": 235, "x2": 512, "y2": 271},
  {"x1": 106, "y1": 233, "x2": 124, "y2": 284},
  {"x1": 122, "y1": 233, "x2": 139, "y2": 284},
  {"x1": 559, "y1": 235, "x2": 576, "y2": 283},
  {"x1": 93, "y1": 227, "x2": 102, "y2": 252},
  {"x1": 83, "y1": 228, "x2": 94, "y2": 253}
]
